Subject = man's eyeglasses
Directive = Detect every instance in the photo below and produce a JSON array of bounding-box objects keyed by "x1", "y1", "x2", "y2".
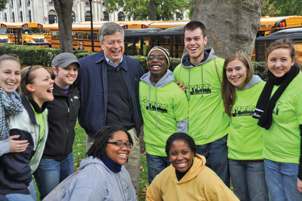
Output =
[
  {"x1": 148, "y1": 55, "x2": 166, "y2": 61},
  {"x1": 107, "y1": 141, "x2": 133, "y2": 148}
]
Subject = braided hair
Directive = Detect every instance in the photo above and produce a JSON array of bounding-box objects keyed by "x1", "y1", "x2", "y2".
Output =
[
  {"x1": 87, "y1": 124, "x2": 133, "y2": 160},
  {"x1": 165, "y1": 132, "x2": 196, "y2": 156}
]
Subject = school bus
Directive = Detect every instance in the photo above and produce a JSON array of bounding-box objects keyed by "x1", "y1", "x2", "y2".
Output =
[
  {"x1": 148, "y1": 20, "x2": 189, "y2": 29},
  {"x1": 255, "y1": 27, "x2": 302, "y2": 64},
  {"x1": 6, "y1": 22, "x2": 49, "y2": 46},
  {"x1": 0, "y1": 23, "x2": 13, "y2": 44},
  {"x1": 80, "y1": 21, "x2": 150, "y2": 29},
  {"x1": 258, "y1": 16, "x2": 302, "y2": 36},
  {"x1": 44, "y1": 21, "x2": 149, "y2": 51},
  {"x1": 44, "y1": 23, "x2": 104, "y2": 51},
  {"x1": 124, "y1": 27, "x2": 184, "y2": 57}
]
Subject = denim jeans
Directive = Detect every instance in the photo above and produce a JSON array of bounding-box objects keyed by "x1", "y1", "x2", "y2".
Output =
[
  {"x1": 146, "y1": 153, "x2": 170, "y2": 184},
  {"x1": 33, "y1": 152, "x2": 75, "y2": 200},
  {"x1": 196, "y1": 135, "x2": 230, "y2": 187},
  {"x1": 229, "y1": 159, "x2": 268, "y2": 201},
  {"x1": 264, "y1": 159, "x2": 302, "y2": 201},
  {"x1": 2, "y1": 180, "x2": 36, "y2": 201}
]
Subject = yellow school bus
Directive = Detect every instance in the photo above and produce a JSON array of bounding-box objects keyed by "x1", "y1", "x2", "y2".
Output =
[
  {"x1": 80, "y1": 21, "x2": 150, "y2": 29},
  {"x1": 0, "y1": 23, "x2": 13, "y2": 44},
  {"x1": 148, "y1": 20, "x2": 189, "y2": 29},
  {"x1": 45, "y1": 21, "x2": 150, "y2": 51},
  {"x1": 44, "y1": 23, "x2": 103, "y2": 51},
  {"x1": 258, "y1": 16, "x2": 302, "y2": 36},
  {"x1": 6, "y1": 22, "x2": 49, "y2": 46}
]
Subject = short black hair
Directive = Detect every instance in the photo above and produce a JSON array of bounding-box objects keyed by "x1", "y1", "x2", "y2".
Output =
[
  {"x1": 87, "y1": 124, "x2": 133, "y2": 160},
  {"x1": 165, "y1": 132, "x2": 196, "y2": 156},
  {"x1": 184, "y1": 20, "x2": 207, "y2": 38}
]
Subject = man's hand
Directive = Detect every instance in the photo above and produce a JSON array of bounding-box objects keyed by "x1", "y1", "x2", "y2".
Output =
[
  {"x1": 175, "y1": 81, "x2": 186, "y2": 92},
  {"x1": 298, "y1": 178, "x2": 302, "y2": 193}
]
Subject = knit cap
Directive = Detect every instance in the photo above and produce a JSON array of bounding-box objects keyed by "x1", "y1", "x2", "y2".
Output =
[{"x1": 147, "y1": 46, "x2": 170, "y2": 68}]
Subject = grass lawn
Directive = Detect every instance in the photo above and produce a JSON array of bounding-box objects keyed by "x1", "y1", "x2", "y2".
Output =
[{"x1": 35, "y1": 123, "x2": 149, "y2": 201}]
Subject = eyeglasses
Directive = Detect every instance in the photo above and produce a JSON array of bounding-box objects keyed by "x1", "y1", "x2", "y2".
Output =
[
  {"x1": 25, "y1": 65, "x2": 33, "y2": 85},
  {"x1": 107, "y1": 141, "x2": 133, "y2": 148},
  {"x1": 148, "y1": 55, "x2": 166, "y2": 61}
]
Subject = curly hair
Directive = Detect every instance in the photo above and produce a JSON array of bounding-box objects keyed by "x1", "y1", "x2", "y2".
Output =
[
  {"x1": 165, "y1": 132, "x2": 196, "y2": 156},
  {"x1": 87, "y1": 124, "x2": 133, "y2": 160}
]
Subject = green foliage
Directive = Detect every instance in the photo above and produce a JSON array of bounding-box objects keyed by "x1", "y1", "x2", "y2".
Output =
[
  {"x1": 0, "y1": 0, "x2": 8, "y2": 11},
  {"x1": 105, "y1": 0, "x2": 191, "y2": 20},
  {"x1": 0, "y1": 44, "x2": 92, "y2": 67},
  {"x1": 262, "y1": 0, "x2": 302, "y2": 16}
]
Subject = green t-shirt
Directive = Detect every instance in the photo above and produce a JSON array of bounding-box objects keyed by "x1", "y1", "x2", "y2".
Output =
[
  {"x1": 173, "y1": 58, "x2": 230, "y2": 145},
  {"x1": 140, "y1": 81, "x2": 188, "y2": 156},
  {"x1": 228, "y1": 81, "x2": 265, "y2": 160},
  {"x1": 33, "y1": 110, "x2": 45, "y2": 151},
  {"x1": 263, "y1": 73, "x2": 302, "y2": 164}
]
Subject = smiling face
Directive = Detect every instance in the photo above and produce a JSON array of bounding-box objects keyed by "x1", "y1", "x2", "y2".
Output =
[
  {"x1": 27, "y1": 68, "x2": 54, "y2": 107},
  {"x1": 106, "y1": 130, "x2": 131, "y2": 165},
  {"x1": 53, "y1": 63, "x2": 78, "y2": 88},
  {"x1": 0, "y1": 60, "x2": 21, "y2": 94},
  {"x1": 226, "y1": 59, "x2": 248, "y2": 89},
  {"x1": 148, "y1": 50, "x2": 168, "y2": 82},
  {"x1": 169, "y1": 140, "x2": 194, "y2": 173},
  {"x1": 267, "y1": 48, "x2": 295, "y2": 78},
  {"x1": 101, "y1": 31, "x2": 125, "y2": 65},
  {"x1": 184, "y1": 28, "x2": 208, "y2": 65}
]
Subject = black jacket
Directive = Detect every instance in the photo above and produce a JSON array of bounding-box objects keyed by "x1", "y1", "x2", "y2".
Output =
[
  {"x1": 0, "y1": 95, "x2": 47, "y2": 194},
  {"x1": 42, "y1": 83, "x2": 80, "y2": 161}
]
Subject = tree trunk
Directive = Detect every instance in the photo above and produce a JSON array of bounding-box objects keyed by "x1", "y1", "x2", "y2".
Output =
[
  {"x1": 149, "y1": 0, "x2": 156, "y2": 20},
  {"x1": 192, "y1": 0, "x2": 264, "y2": 59},
  {"x1": 54, "y1": 0, "x2": 73, "y2": 53}
]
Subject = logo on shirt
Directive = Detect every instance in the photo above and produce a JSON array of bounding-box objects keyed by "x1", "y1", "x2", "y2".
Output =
[
  {"x1": 232, "y1": 106, "x2": 255, "y2": 117},
  {"x1": 273, "y1": 101, "x2": 282, "y2": 115},
  {"x1": 141, "y1": 96, "x2": 168, "y2": 113},
  {"x1": 189, "y1": 84, "x2": 212, "y2": 95}
]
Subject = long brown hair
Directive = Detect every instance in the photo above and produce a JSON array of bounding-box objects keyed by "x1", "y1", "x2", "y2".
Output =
[{"x1": 221, "y1": 52, "x2": 254, "y2": 117}]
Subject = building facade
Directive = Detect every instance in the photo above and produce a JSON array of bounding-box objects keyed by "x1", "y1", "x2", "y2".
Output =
[
  {"x1": 0, "y1": 0, "x2": 188, "y2": 24},
  {"x1": 0, "y1": 0, "x2": 129, "y2": 24}
]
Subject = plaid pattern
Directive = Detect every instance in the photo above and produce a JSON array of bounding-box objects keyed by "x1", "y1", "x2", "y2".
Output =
[{"x1": 0, "y1": 87, "x2": 23, "y2": 140}]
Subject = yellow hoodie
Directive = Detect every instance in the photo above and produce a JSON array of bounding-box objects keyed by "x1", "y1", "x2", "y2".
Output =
[{"x1": 146, "y1": 154, "x2": 239, "y2": 201}]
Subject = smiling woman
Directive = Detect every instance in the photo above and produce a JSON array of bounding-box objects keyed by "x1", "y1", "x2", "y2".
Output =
[
  {"x1": 0, "y1": 65, "x2": 54, "y2": 200},
  {"x1": 146, "y1": 132, "x2": 239, "y2": 201},
  {"x1": 43, "y1": 124, "x2": 137, "y2": 201}
]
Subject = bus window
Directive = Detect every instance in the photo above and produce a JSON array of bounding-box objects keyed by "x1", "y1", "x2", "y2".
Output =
[{"x1": 78, "y1": 32, "x2": 83, "y2": 40}]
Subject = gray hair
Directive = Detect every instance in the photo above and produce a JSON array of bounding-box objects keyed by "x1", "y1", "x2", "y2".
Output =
[{"x1": 98, "y1": 22, "x2": 125, "y2": 43}]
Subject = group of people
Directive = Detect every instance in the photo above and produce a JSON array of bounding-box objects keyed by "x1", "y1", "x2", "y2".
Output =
[{"x1": 0, "y1": 19, "x2": 301, "y2": 201}]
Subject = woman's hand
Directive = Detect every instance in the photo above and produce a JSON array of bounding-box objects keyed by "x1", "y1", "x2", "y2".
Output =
[
  {"x1": 8, "y1": 135, "x2": 29, "y2": 153},
  {"x1": 298, "y1": 178, "x2": 302, "y2": 193}
]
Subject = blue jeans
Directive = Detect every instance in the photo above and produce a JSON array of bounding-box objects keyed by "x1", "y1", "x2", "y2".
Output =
[
  {"x1": 33, "y1": 152, "x2": 74, "y2": 199},
  {"x1": 229, "y1": 159, "x2": 268, "y2": 201},
  {"x1": 146, "y1": 153, "x2": 170, "y2": 184},
  {"x1": 2, "y1": 180, "x2": 36, "y2": 201},
  {"x1": 196, "y1": 135, "x2": 230, "y2": 187},
  {"x1": 264, "y1": 159, "x2": 302, "y2": 201}
]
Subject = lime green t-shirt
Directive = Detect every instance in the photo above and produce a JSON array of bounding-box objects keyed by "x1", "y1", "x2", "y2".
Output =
[
  {"x1": 263, "y1": 73, "x2": 302, "y2": 164},
  {"x1": 33, "y1": 110, "x2": 45, "y2": 151},
  {"x1": 228, "y1": 81, "x2": 265, "y2": 160},
  {"x1": 140, "y1": 81, "x2": 188, "y2": 156},
  {"x1": 173, "y1": 58, "x2": 230, "y2": 145}
]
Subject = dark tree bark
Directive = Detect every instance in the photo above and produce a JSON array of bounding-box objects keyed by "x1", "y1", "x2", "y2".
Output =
[
  {"x1": 192, "y1": 0, "x2": 264, "y2": 59},
  {"x1": 149, "y1": 0, "x2": 156, "y2": 20},
  {"x1": 54, "y1": 0, "x2": 73, "y2": 53}
]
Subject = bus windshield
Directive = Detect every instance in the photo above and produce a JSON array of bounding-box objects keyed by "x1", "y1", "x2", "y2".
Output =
[
  {"x1": 0, "y1": 28, "x2": 8, "y2": 35},
  {"x1": 22, "y1": 27, "x2": 44, "y2": 35}
]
